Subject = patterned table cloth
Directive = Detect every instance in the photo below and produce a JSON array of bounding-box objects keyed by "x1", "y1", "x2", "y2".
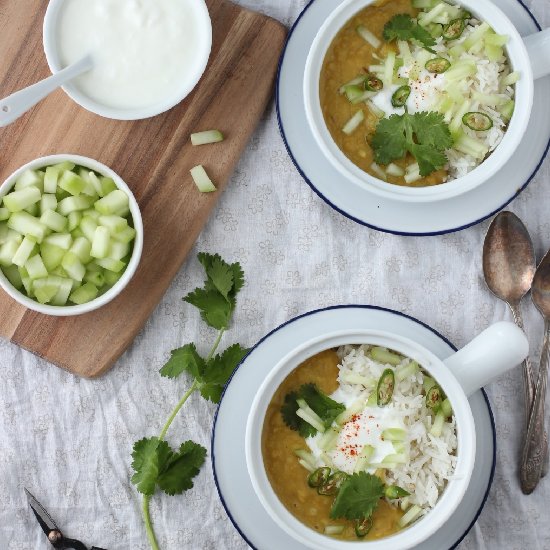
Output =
[{"x1": 1, "y1": 0, "x2": 549, "y2": 548}]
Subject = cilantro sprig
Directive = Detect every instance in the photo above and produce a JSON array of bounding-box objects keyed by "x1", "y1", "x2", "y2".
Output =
[
  {"x1": 131, "y1": 253, "x2": 248, "y2": 550},
  {"x1": 330, "y1": 472, "x2": 385, "y2": 521},
  {"x1": 383, "y1": 13, "x2": 436, "y2": 52},
  {"x1": 281, "y1": 383, "x2": 345, "y2": 437},
  {"x1": 371, "y1": 112, "x2": 453, "y2": 176}
]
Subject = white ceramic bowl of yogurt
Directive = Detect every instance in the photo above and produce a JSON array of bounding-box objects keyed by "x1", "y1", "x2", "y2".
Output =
[{"x1": 43, "y1": 0, "x2": 212, "y2": 120}]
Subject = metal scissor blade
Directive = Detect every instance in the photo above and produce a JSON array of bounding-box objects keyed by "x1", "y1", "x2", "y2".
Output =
[{"x1": 24, "y1": 488, "x2": 59, "y2": 534}]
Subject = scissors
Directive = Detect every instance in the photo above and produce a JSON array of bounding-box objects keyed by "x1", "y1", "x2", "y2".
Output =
[{"x1": 25, "y1": 488, "x2": 107, "y2": 550}]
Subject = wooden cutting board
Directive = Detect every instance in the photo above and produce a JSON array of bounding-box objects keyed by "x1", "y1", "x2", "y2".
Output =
[{"x1": 0, "y1": 0, "x2": 286, "y2": 377}]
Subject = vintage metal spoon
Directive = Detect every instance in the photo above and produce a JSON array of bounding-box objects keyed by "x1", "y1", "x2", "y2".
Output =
[
  {"x1": 520, "y1": 249, "x2": 550, "y2": 493},
  {"x1": 483, "y1": 212, "x2": 548, "y2": 489}
]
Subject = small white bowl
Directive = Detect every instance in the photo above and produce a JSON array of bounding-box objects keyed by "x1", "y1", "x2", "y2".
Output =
[
  {"x1": 245, "y1": 322, "x2": 528, "y2": 549},
  {"x1": 42, "y1": 0, "x2": 212, "y2": 121},
  {"x1": 0, "y1": 154, "x2": 143, "y2": 316},
  {"x1": 302, "y1": 0, "x2": 550, "y2": 203}
]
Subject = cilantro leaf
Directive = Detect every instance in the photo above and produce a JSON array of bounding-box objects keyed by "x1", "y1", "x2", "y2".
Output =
[
  {"x1": 184, "y1": 287, "x2": 232, "y2": 330},
  {"x1": 184, "y1": 253, "x2": 244, "y2": 329},
  {"x1": 383, "y1": 14, "x2": 436, "y2": 51},
  {"x1": 371, "y1": 112, "x2": 452, "y2": 176},
  {"x1": 157, "y1": 441, "x2": 207, "y2": 496},
  {"x1": 131, "y1": 437, "x2": 172, "y2": 496},
  {"x1": 330, "y1": 472, "x2": 385, "y2": 520},
  {"x1": 198, "y1": 343, "x2": 249, "y2": 403},
  {"x1": 160, "y1": 343, "x2": 205, "y2": 379},
  {"x1": 281, "y1": 384, "x2": 345, "y2": 437},
  {"x1": 131, "y1": 437, "x2": 206, "y2": 497}
]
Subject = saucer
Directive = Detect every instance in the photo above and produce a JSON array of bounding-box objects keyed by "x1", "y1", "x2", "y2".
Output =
[
  {"x1": 277, "y1": 0, "x2": 550, "y2": 235},
  {"x1": 212, "y1": 306, "x2": 496, "y2": 549}
]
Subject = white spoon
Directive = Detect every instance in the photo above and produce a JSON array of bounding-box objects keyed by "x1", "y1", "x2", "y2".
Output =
[{"x1": 0, "y1": 55, "x2": 93, "y2": 127}]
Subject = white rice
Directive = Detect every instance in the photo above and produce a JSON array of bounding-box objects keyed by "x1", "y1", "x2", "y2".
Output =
[
  {"x1": 336, "y1": 344, "x2": 458, "y2": 511},
  {"x1": 413, "y1": 19, "x2": 515, "y2": 180}
]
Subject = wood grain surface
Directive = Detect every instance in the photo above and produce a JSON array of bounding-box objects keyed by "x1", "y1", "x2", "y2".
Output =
[{"x1": 0, "y1": 0, "x2": 286, "y2": 377}]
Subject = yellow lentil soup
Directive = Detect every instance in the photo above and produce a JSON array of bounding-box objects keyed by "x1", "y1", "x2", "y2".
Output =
[
  {"x1": 261, "y1": 350, "x2": 404, "y2": 541},
  {"x1": 320, "y1": 0, "x2": 447, "y2": 187}
]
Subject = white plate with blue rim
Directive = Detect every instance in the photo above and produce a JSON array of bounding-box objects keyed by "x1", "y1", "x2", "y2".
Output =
[
  {"x1": 276, "y1": 0, "x2": 550, "y2": 236},
  {"x1": 212, "y1": 305, "x2": 496, "y2": 549}
]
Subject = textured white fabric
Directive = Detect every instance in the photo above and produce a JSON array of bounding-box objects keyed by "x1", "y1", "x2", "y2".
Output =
[{"x1": 1, "y1": 1, "x2": 550, "y2": 548}]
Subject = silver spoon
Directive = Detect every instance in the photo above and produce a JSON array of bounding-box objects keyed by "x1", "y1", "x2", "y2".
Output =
[
  {"x1": 0, "y1": 55, "x2": 92, "y2": 127},
  {"x1": 483, "y1": 211, "x2": 548, "y2": 490},
  {"x1": 520, "y1": 249, "x2": 550, "y2": 493}
]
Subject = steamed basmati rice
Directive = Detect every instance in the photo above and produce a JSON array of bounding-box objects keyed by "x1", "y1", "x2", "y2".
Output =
[{"x1": 336, "y1": 344, "x2": 458, "y2": 512}]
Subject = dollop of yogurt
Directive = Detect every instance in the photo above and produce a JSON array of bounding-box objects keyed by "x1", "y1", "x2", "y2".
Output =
[
  {"x1": 307, "y1": 387, "x2": 405, "y2": 474},
  {"x1": 371, "y1": 63, "x2": 447, "y2": 117},
  {"x1": 56, "y1": 0, "x2": 210, "y2": 110}
]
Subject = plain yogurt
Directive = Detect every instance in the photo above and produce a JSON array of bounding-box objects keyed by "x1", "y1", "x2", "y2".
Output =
[{"x1": 55, "y1": 0, "x2": 211, "y2": 110}]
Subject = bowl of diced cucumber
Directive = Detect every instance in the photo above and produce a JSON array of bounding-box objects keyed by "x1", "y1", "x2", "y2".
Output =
[{"x1": 0, "y1": 155, "x2": 143, "y2": 315}]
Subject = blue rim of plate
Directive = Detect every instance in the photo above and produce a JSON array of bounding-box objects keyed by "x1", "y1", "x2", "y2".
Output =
[
  {"x1": 275, "y1": 0, "x2": 549, "y2": 236},
  {"x1": 211, "y1": 305, "x2": 497, "y2": 550}
]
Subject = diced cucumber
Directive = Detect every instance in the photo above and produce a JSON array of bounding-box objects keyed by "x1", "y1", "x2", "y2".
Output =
[
  {"x1": 7, "y1": 212, "x2": 47, "y2": 242},
  {"x1": 44, "y1": 233, "x2": 72, "y2": 250},
  {"x1": 71, "y1": 227, "x2": 85, "y2": 239},
  {"x1": 33, "y1": 276, "x2": 61, "y2": 304},
  {"x1": 44, "y1": 162, "x2": 75, "y2": 194},
  {"x1": 90, "y1": 227, "x2": 110, "y2": 259},
  {"x1": 98, "y1": 215, "x2": 128, "y2": 234},
  {"x1": 96, "y1": 257, "x2": 125, "y2": 273},
  {"x1": 84, "y1": 269, "x2": 105, "y2": 287},
  {"x1": 61, "y1": 252, "x2": 86, "y2": 282},
  {"x1": 100, "y1": 177, "x2": 118, "y2": 196},
  {"x1": 15, "y1": 169, "x2": 44, "y2": 191},
  {"x1": 2, "y1": 264, "x2": 23, "y2": 289},
  {"x1": 39, "y1": 194, "x2": 57, "y2": 215},
  {"x1": 190, "y1": 165, "x2": 217, "y2": 193},
  {"x1": 0, "y1": 240, "x2": 20, "y2": 267},
  {"x1": 40, "y1": 209, "x2": 68, "y2": 232},
  {"x1": 57, "y1": 195, "x2": 94, "y2": 216},
  {"x1": 67, "y1": 211, "x2": 82, "y2": 231},
  {"x1": 58, "y1": 170, "x2": 85, "y2": 196},
  {"x1": 109, "y1": 240, "x2": 130, "y2": 261},
  {"x1": 69, "y1": 237, "x2": 92, "y2": 264},
  {"x1": 69, "y1": 282, "x2": 99, "y2": 305},
  {"x1": 112, "y1": 225, "x2": 136, "y2": 244},
  {"x1": 86, "y1": 171, "x2": 104, "y2": 196},
  {"x1": 190, "y1": 130, "x2": 224, "y2": 146},
  {"x1": 0, "y1": 208, "x2": 8, "y2": 222},
  {"x1": 50, "y1": 277, "x2": 74, "y2": 306},
  {"x1": 342, "y1": 110, "x2": 365, "y2": 135},
  {"x1": 40, "y1": 242, "x2": 65, "y2": 272},
  {"x1": 82, "y1": 208, "x2": 101, "y2": 222},
  {"x1": 25, "y1": 254, "x2": 48, "y2": 279},
  {"x1": 94, "y1": 190, "x2": 129, "y2": 215},
  {"x1": 103, "y1": 269, "x2": 123, "y2": 287},
  {"x1": 77, "y1": 169, "x2": 99, "y2": 198},
  {"x1": 12, "y1": 236, "x2": 37, "y2": 267},
  {"x1": 3, "y1": 186, "x2": 42, "y2": 213},
  {"x1": 80, "y1": 217, "x2": 98, "y2": 241}
]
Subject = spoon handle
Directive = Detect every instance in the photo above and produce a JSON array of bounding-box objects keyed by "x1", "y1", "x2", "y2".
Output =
[
  {"x1": 520, "y1": 318, "x2": 550, "y2": 493},
  {"x1": 0, "y1": 56, "x2": 92, "y2": 127},
  {"x1": 509, "y1": 303, "x2": 535, "y2": 409}
]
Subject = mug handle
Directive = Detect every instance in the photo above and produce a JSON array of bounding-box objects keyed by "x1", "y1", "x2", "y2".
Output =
[
  {"x1": 443, "y1": 321, "x2": 528, "y2": 397},
  {"x1": 524, "y1": 29, "x2": 550, "y2": 80}
]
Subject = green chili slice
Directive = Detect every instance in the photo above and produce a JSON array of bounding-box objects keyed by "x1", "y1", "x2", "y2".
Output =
[
  {"x1": 355, "y1": 517, "x2": 373, "y2": 538},
  {"x1": 462, "y1": 111, "x2": 493, "y2": 131},
  {"x1": 385, "y1": 485, "x2": 411, "y2": 499},
  {"x1": 461, "y1": 10, "x2": 472, "y2": 20},
  {"x1": 425, "y1": 57, "x2": 451, "y2": 74},
  {"x1": 426, "y1": 384, "x2": 443, "y2": 410},
  {"x1": 308, "y1": 467, "x2": 331, "y2": 488},
  {"x1": 377, "y1": 368, "x2": 395, "y2": 406},
  {"x1": 391, "y1": 85, "x2": 411, "y2": 108},
  {"x1": 443, "y1": 18, "x2": 465, "y2": 40},
  {"x1": 364, "y1": 73, "x2": 384, "y2": 92},
  {"x1": 318, "y1": 471, "x2": 348, "y2": 496}
]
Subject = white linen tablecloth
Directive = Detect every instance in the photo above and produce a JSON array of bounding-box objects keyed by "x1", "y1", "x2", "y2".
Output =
[{"x1": 1, "y1": 0, "x2": 550, "y2": 548}]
